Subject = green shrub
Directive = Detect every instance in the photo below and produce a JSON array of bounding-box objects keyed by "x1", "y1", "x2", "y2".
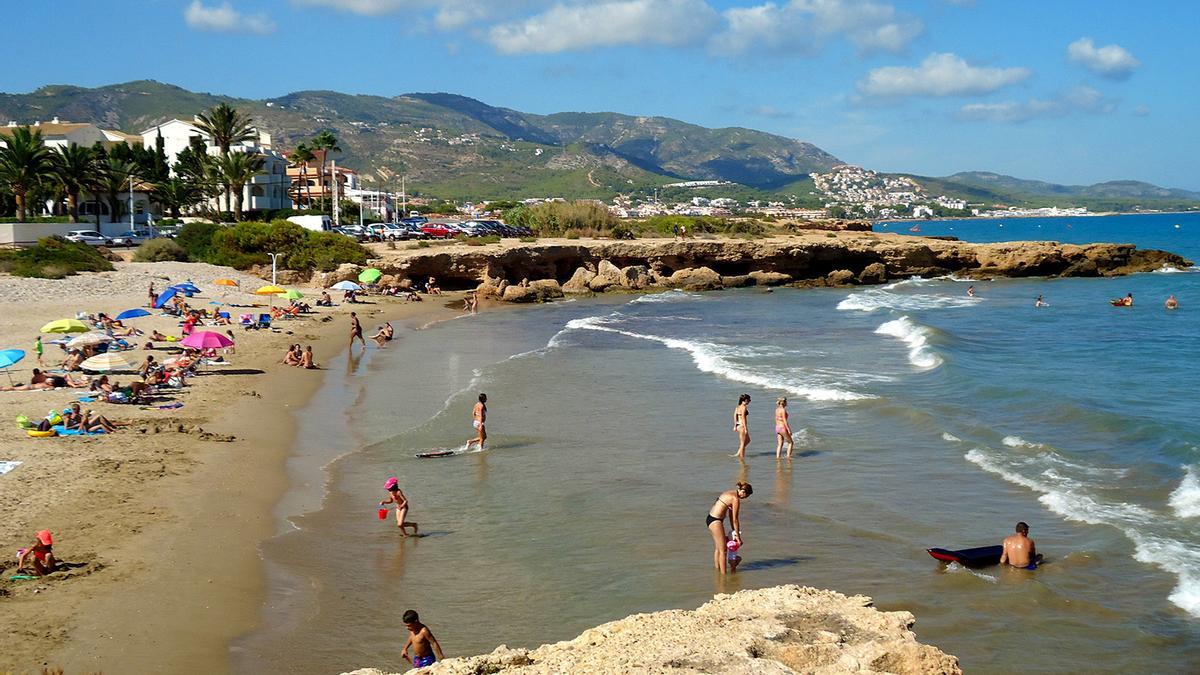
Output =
[
  {"x1": 505, "y1": 201, "x2": 617, "y2": 236},
  {"x1": 565, "y1": 230, "x2": 581, "y2": 240},
  {"x1": 176, "y1": 222, "x2": 222, "y2": 261},
  {"x1": 518, "y1": 236, "x2": 538, "y2": 243},
  {"x1": 609, "y1": 224, "x2": 636, "y2": 240},
  {"x1": 0, "y1": 236, "x2": 115, "y2": 278},
  {"x1": 133, "y1": 238, "x2": 187, "y2": 262}
]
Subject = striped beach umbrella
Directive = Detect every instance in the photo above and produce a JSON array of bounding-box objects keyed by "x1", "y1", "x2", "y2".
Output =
[
  {"x1": 80, "y1": 352, "x2": 137, "y2": 372},
  {"x1": 66, "y1": 332, "x2": 115, "y2": 349}
]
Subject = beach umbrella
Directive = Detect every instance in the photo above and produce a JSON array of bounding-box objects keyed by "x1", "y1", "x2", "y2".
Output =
[
  {"x1": 40, "y1": 319, "x2": 89, "y2": 334},
  {"x1": 358, "y1": 268, "x2": 383, "y2": 284},
  {"x1": 0, "y1": 349, "x2": 24, "y2": 384},
  {"x1": 282, "y1": 289, "x2": 304, "y2": 300},
  {"x1": 180, "y1": 331, "x2": 234, "y2": 350},
  {"x1": 331, "y1": 280, "x2": 362, "y2": 291},
  {"x1": 255, "y1": 285, "x2": 286, "y2": 295},
  {"x1": 115, "y1": 308, "x2": 152, "y2": 321},
  {"x1": 154, "y1": 286, "x2": 179, "y2": 309},
  {"x1": 67, "y1": 331, "x2": 115, "y2": 349},
  {"x1": 80, "y1": 352, "x2": 137, "y2": 372},
  {"x1": 214, "y1": 278, "x2": 240, "y2": 287}
]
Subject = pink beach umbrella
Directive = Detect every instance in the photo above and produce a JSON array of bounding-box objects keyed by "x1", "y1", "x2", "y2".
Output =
[{"x1": 179, "y1": 330, "x2": 235, "y2": 350}]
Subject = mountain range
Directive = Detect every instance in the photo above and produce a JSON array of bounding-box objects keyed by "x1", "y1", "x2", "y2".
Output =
[{"x1": 2, "y1": 80, "x2": 1196, "y2": 209}]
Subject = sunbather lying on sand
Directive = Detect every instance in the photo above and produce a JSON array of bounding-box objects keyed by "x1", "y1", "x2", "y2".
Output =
[{"x1": 0, "y1": 369, "x2": 88, "y2": 391}]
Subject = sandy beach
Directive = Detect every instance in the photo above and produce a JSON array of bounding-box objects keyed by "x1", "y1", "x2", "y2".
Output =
[{"x1": 0, "y1": 261, "x2": 465, "y2": 673}]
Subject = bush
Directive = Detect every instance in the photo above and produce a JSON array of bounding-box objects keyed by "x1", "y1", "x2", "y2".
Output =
[
  {"x1": 205, "y1": 220, "x2": 369, "y2": 272},
  {"x1": 565, "y1": 230, "x2": 580, "y2": 240},
  {"x1": 505, "y1": 201, "x2": 617, "y2": 236},
  {"x1": 133, "y1": 238, "x2": 188, "y2": 262},
  {"x1": 0, "y1": 236, "x2": 115, "y2": 278},
  {"x1": 609, "y1": 224, "x2": 636, "y2": 240},
  {"x1": 518, "y1": 236, "x2": 538, "y2": 243},
  {"x1": 176, "y1": 222, "x2": 222, "y2": 261}
]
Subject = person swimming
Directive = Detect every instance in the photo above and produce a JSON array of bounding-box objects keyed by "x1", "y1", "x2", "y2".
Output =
[
  {"x1": 774, "y1": 397, "x2": 793, "y2": 459},
  {"x1": 1000, "y1": 521, "x2": 1042, "y2": 570},
  {"x1": 1165, "y1": 295, "x2": 1179, "y2": 310},
  {"x1": 706, "y1": 482, "x2": 752, "y2": 574},
  {"x1": 1035, "y1": 294, "x2": 1047, "y2": 308},
  {"x1": 732, "y1": 394, "x2": 751, "y2": 460}
]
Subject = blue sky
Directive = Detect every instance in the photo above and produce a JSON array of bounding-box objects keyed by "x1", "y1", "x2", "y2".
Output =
[{"x1": 12, "y1": 1, "x2": 1199, "y2": 189}]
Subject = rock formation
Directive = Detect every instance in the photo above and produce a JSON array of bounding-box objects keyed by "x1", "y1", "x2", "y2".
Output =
[
  {"x1": 309, "y1": 233, "x2": 1191, "y2": 303},
  {"x1": 342, "y1": 585, "x2": 961, "y2": 674}
]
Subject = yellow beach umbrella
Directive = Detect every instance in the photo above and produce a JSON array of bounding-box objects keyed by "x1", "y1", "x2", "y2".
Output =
[
  {"x1": 40, "y1": 319, "x2": 90, "y2": 334},
  {"x1": 254, "y1": 285, "x2": 286, "y2": 295}
]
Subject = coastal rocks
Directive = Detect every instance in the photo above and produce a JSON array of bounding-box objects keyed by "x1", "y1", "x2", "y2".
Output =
[
  {"x1": 587, "y1": 260, "x2": 623, "y2": 291},
  {"x1": 858, "y1": 262, "x2": 888, "y2": 285},
  {"x1": 826, "y1": 269, "x2": 857, "y2": 286},
  {"x1": 501, "y1": 284, "x2": 539, "y2": 303},
  {"x1": 750, "y1": 270, "x2": 793, "y2": 286},
  {"x1": 562, "y1": 267, "x2": 596, "y2": 294},
  {"x1": 721, "y1": 274, "x2": 755, "y2": 288},
  {"x1": 667, "y1": 266, "x2": 723, "y2": 291},
  {"x1": 618, "y1": 264, "x2": 651, "y2": 289},
  {"x1": 343, "y1": 585, "x2": 961, "y2": 675},
  {"x1": 502, "y1": 279, "x2": 563, "y2": 303},
  {"x1": 528, "y1": 279, "x2": 564, "y2": 299},
  {"x1": 310, "y1": 263, "x2": 361, "y2": 288}
]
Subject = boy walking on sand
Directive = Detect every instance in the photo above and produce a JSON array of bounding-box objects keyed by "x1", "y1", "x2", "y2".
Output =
[{"x1": 401, "y1": 609, "x2": 444, "y2": 668}]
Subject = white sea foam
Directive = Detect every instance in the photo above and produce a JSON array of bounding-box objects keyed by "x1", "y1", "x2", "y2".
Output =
[
  {"x1": 564, "y1": 316, "x2": 871, "y2": 402},
  {"x1": 941, "y1": 432, "x2": 962, "y2": 442},
  {"x1": 1169, "y1": 466, "x2": 1200, "y2": 519},
  {"x1": 880, "y1": 276, "x2": 928, "y2": 290},
  {"x1": 630, "y1": 290, "x2": 702, "y2": 304},
  {"x1": 966, "y1": 447, "x2": 1200, "y2": 618},
  {"x1": 874, "y1": 317, "x2": 943, "y2": 369},
  {"x1": 1002, "y1": 435, "x2": 1045, "y2": 449},
  {"x1": 837, "y1": 289, "x2": 980, "y2": 313},
  {"x1": 946, "y1": 562, "x2": 998, "y2": 583},
  {"x1": 1153, "y1": 264, "x2": 1195, "y2": 274}
]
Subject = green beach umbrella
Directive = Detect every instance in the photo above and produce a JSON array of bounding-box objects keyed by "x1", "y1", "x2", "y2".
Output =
[
  {"x1": 283, "y1": 289, "x2": 304, "y2": 300},
  {"x1": 358, "y1": 268, "x2": 383, "y2": 284},
  {"x1": 40, "y1": 319, "x2": 89, "y2": 334}
]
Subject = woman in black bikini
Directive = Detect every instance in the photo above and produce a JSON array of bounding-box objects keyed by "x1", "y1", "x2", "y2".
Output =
[{"x1": 706, "y1": 481, "x2": 752, "y2": 574}]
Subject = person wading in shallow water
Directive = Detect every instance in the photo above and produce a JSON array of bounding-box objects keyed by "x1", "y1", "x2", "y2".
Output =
[
  {"x1": 465, "y1": 393, "x2": 487, "y2": 451},
  {"x1": 1000, "y1": 521, "x2": 1039, "y2": 569},
  {"x1": 706, "y1": 482, "x2": 752, "y2": 574},
  {"x1": 732, "y1": 394, "x2": 751, "y2": 459}
]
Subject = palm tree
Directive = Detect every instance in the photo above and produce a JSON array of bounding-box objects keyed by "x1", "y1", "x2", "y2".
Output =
[
  {"x1": 212, "y1": 151, "x2": 266, "y2": 221},
  {"x1": 289, "y1": 143, "x2": 316, "y2": 208},
  {"x1": 194, "y1": 103, "x2": 256, "y2": 155},
  {"x1": 97, "y1": 157, "x2": 139, "y2": 226},
  {"x1": 0, "y1": 126, "x2": 54, "y2": 222},
  {"x1": 153, "y1": 177, "x2": 202, "y2": 219},
  {"x1": 50, "y1": 143, "x2": 100, "y2": 223},
  {"x1": 309, "y1": 130, "x2": 341, "y2": 206}
]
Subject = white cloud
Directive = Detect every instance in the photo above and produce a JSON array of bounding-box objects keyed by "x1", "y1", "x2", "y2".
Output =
[
  {"x1": 715, "y1": 0, "x2": 922, "y2": 55},
  {"x1": 488, "y1": 0, "x2": 718, "y2": 55},
  {"x1": 1133, "y1": 104, "x2": 1150, "y2": 117},
  {"x1": 958, "y1": 86, "x2": 1116, "y2": 123},
  {"x1": 185, "y1": 0, "x2": 275, "y2": 34},
  {"x1": 857, "y1": 52, "x2": 1030, "y2": 99},
  {"x1": 292, "y1": 0, "x2": 419, "y2": 15},
  {"x1": 1067, "y1": 37, "x2": 1140, "y2": 80}
]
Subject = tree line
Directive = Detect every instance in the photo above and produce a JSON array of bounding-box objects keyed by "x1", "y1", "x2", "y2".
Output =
[{"x1": 0, "y1": 103, "x2": 344, "y2": 224}]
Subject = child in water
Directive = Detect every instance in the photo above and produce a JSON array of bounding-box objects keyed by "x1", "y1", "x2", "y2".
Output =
[
  {"x1": 401, "y1": 609, "x2": 444, "y2": 668},
  {"x1": 381, "y1": 477, "x2": 419, "y2": 537},
  {"x1": 727, "y1": 539, "x2": 742, "y2": 572}
]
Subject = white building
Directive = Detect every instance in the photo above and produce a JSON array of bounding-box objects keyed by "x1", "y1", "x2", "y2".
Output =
[{"x1": 140, "y1": 118, "x2": 292, "y2": 213}]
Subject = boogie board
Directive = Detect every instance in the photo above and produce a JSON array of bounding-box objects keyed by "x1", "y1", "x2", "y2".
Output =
[
  {"x1": 928, "y1": 546, "x2": 1043, "y2": 569},
  {"x1": 415, "y1": 450, "x2": 457, "y2": 459}
]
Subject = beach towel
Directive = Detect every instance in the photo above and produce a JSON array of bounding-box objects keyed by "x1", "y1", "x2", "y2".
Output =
[
  {"x1": 0, "y1": 460, "x2": 21, "y2": 476},
  {"x1": 140, "y1": 402, "x2": 183, "y2": 410},
  {"x1": 51, "y1": 426, "x2": 106, "y2": 436}
]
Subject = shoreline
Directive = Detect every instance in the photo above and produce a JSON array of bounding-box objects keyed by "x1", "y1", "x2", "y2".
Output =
[{"x1": 0, "y1": 262, "x2": 468, "y2": 673}]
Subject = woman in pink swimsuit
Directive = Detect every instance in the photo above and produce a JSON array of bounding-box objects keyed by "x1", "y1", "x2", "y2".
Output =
[{"x1": 774, "y1": 397, "x2": 793, "y2": 459}]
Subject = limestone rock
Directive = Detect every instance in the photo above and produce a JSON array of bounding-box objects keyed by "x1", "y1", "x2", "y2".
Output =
[
  {"x1": 342, "y1": 585, "x2": 961, "y2": 675},
  {"x1": 588, "y1": 259, "x2": 622, "y2": 291},
  {"x1": 311, "y1": 263, "x2": 361, "y2": 288},
  {"x1": 618, "y1": 265, "x2": 651, "y2": 289},
  {"x1": 858, "y1": 262, "x2": 887, "y2": 285},
  {"x1": 502, "y1": 284, "x2": 539, "y2": 303},
  {"x1": 667, "y1": 266, "x2": 723, "y2": 291},
  {"x1": 750, "y1": 270, "x2": 793, "y2": 286},
  {"x1": 528, "y1": 279, "x2": 564, "y2": 299},
  {"x1": 721, "y1": 274, "x2": 754, "y2": 288},
  {"x1": 826, "y1": 269, "x2": 856, "y2": 286},
  {"x1": 563, "y1": 267, "x2": 596, "y2": 294}
]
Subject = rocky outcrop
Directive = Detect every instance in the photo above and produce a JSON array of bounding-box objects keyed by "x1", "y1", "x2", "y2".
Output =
[
  {"x1": 343, "y1": 585, "x2": 960, "y2": 675},
  {"x1": 334, "y1": 233, "x2": 1190, "y2": 303}
]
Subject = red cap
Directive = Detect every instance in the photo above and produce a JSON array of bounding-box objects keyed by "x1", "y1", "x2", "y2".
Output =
[{"x1": 36, "y1": 530, "x2": 52, "y2": 546}]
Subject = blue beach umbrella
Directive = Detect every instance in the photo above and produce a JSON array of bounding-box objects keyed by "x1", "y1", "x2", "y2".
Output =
[
  {"x1": 154, "y1": 286, "x2": 178, "y2": 309},
  {"x1": 0, "y1": 349, "x2": 25, "y2": 385},
  {"x1": 331, "y1": 280, "x2": 362, "y2": 291},
  {"x1": 115, "y1": 308, "x2": 152, "y2": 321},
  {"x1": 172, "y1": 283, "x2": 201, "y2": 297}
]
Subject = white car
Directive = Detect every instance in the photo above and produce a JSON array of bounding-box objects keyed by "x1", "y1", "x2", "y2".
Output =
[
  {"x1": 65, "y1": 230, "x2": 114, "y2": 246},
  {"x1": 111, "y1": 230, "x2": 156, "y2": 246}
]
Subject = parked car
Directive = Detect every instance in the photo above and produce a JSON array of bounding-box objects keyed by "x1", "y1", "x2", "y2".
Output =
[
  {"x1": 110, "y1": 230, "x2": 156, "y2": 246},
  {"x1": 64, "y1": 230, "x2": 113, "y2": 246},
  {"x1": 420, "y1": 222, "x2": 454, "y2": 239},
  {"x1": 459, "y1": 220, "x2": 493, "y2": 236},
  {"x1": 401, "y1": 216, "x2": 428, "y2": 227}
]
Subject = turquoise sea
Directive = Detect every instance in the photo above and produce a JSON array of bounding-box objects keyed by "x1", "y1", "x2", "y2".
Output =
[{"x1": 233, "y1": 212, "x2": 1200, "y2": 674}]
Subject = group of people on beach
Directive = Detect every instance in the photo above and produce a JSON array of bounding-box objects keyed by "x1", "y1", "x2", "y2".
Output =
[
  {"x1": 281, "y1": 344, "x2": 318, "y2": 369},
  {"x1": 732, "y1": 394, "x2": 795, "y2": 461}
]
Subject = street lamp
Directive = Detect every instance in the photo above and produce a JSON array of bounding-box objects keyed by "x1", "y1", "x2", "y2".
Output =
[{"x1": 267, "y1": 252, "x2": 281, "y2": 285}]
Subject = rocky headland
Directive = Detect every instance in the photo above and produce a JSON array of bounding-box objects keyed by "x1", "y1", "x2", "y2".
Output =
[
  {"x1": 309, "y1": 231, "x2": 1191, "y2": 302},
  {"x1": 343, "y1": 585, "x2": 961, "y2": 674}
]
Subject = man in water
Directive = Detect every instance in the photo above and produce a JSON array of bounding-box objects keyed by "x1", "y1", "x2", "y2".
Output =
[
  {"x1": 1035, "y1": 294, "x2": 1046, "y2": 308},
  {"x1": 401, "y1": 609, "x2": 444, "y2": 668},
  {"x1": 1166, "y1": 295, "x2": 1179, "y2": 310},
  {"x1": 349, "y1": 312, "x2": 366, "y2": 349},
  {"x1": 967, "y1": 285, "x2": 975, "y2": 297},
  {"x1": 1000, "y1": 521, "x2": 1038, "y2": 569}
]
